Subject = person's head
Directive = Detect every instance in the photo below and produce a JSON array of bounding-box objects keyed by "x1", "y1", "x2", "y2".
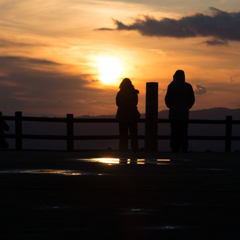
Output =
[
  {"x1": 0, "y1": 112, "x2": 2, "y2": 116},
  {"x1": 119, "y1": 78, "x2": 134, "y2": 91},
  {"x1": 173, "y1": 70, "x2": 185, "y2": 82}
]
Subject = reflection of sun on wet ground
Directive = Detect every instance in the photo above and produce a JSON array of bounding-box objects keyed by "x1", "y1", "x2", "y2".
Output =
[
  {"x1": 76, "y1": 158, "x2": 172, "y2": 165},
  {"x1": 0, "y1": 169, "x2": 108, "y2": 176},
  {"x1": 143, "y1": 225, "x2": 187, "y2": 230},
  {"x1": 86, "y1": 158, "x2": 120, "y2": 164}
]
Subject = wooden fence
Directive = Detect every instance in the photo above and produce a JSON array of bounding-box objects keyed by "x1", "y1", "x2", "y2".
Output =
[{"x1": 2, "y1": 112, "x2": 240, "y2": 152}]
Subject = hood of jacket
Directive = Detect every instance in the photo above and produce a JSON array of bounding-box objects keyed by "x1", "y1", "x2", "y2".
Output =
[{"x1": 173, "y1": 70, "x2": 185, "y2": 82}]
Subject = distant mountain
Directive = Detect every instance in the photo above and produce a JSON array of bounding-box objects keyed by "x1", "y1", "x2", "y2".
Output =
[
  {"x1": 78, "y1": 108, "x2": 240, "y2": 120},
  {"x1": 158, "y1": 108, "x2": 240, "y2": 120},
  {"x1": 189, "y1": 108, "x2": 240, "y2": 120},
  {"x1": 77, "y1": 114, "x2": 116, "y2": 119}
]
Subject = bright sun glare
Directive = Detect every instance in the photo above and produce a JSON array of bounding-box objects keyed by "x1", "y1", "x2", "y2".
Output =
[{"x1": 97, "y1": 56, "x2": 123, "y2": 84}]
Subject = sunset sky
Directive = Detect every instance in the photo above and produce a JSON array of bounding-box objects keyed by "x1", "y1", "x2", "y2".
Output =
[{"x1": 0, "y1": 0, "x2": 240, "y2": 117}]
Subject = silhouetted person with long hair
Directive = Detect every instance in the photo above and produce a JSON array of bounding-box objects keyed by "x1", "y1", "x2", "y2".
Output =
[
  {"x1": 116, "y1": 78, "x2": 140, "y2": 151},
  {"x1": 0, "y1": 111, "x2": 9, "y2": 149},
  {"x1": 165, "y1": 70, "x2": 195, "y2": 153}
]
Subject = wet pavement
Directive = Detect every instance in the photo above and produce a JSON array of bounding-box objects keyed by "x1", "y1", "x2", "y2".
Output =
[{"x1": 1, "y1": 151, "x2": 240, "y2": 239}]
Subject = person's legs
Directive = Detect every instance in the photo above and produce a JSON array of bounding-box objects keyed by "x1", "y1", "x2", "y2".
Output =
[
  {"x1": 180, "y1": 120, "x2": 188, "y2": 153},
  {"x1": 129, "y1": 121, "x2": 138, "y2": 151},
  {"x1": 119, "y1": 122, "x2": 128, "y2": 151},
  {"x1": 170, "y1": 120, "x2": 180, "y2": 152}
]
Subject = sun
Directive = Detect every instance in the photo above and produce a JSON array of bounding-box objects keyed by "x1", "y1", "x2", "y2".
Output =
[{"x1": 97, "y1": 56, "x2": 123, "y2": 84}]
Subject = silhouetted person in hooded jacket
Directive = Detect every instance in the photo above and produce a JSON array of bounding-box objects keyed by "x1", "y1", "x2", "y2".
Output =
[
  {"x1": 0, "y1": 111, "x2": 9, "y2": 149},
  {"x1": 116, "y1": 78, "x2": 140, "y2": 151},
  {"x1": 165, "y1": 70, "x2": 195, "y2": 153}
]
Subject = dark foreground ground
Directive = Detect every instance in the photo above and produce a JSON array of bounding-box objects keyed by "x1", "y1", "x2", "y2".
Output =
[{"x1": 1, "y1": 150, "x2": 240, "y2": 240}]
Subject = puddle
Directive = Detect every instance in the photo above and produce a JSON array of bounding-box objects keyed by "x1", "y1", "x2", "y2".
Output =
[
  {"x1": 0, "y1": 169, "x2": 107, "y2": 176},
  {"x1": 73, "y1": 158, "x2": 195, "y2": 165},
  {"x1": 75, "y1": 158, "x2": 173, "y2": 165},
  {"x1": 143, "y1": 225, "x2": 187, "y2": 230}
]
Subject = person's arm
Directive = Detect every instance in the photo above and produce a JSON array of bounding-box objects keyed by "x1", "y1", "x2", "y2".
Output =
[
  {"x1": 116, "y1": 92, "x2": 119, "y2": 107},
  {"x1": 189, "y1": 85, "x2": 195, "y2": 109},
  {"x1": 165, "y1": 85, "x2": 171, "y2": 108},
  {"x1": 134, "y1": 91, "x2": 138, "y2": 106}
]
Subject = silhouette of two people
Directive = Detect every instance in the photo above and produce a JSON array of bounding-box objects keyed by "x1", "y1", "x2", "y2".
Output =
[
  {"x1": 165, "y1": 70, "x2": 195, "y2": 153},
  {"x1": 116, "y1": 78, "x2": 140, "y2": 152},
  {"x1": 116, "y1": 71, "x2": 195, "y2": 153},
  {"x1": 0, "y1": 112, "x2": 9, "y2": 149}
]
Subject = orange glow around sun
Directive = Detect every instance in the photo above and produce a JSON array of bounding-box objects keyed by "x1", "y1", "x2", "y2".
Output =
[{"x1": 96, "y1": 56, "x2": 123, "y2": 84}]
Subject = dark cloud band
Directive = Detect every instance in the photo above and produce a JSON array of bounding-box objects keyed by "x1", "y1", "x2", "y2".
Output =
[
  {"x1": 0, "y1": 56, "x2": 60, "y2": 65},
  {"x1": 98, "y1": 7, "x2": 240, "y2": 42},
  {"x1": 0, "y1": 56, "x2": 101, "y2": 112},
  {"x1": 204, "y1": 38, "x2": 229, "y2": 46}
]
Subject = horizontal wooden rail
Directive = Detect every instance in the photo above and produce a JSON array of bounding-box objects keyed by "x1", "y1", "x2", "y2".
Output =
[
  {"x1": 3, "y1": 134, "x2": 229, "y2": 141},
  {"x1": 1, "y1": 112, "x2": 239, "y2": 152},
  {"x1": 3, "y1": 117, "x2": 234, "y2": 124}
]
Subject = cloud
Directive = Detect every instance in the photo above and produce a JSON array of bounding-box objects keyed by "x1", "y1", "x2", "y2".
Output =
[
  {"x1": 194, "y1": 85, "x2": 207, "y2": 95},
  {"x1": 0, "y1": 56, "x2": 116, "y2": 116},
  {"x1": 0, "y1": 56, "x2": 88, "y2": 100},
  {"x1": 204, "y1": 38, "x2": 229, "y2": 46},
  {"x1": 98, "y1": 7, "x2": 240, "y2": 42},
  {"x1": 0, "y1": 39, "x2": 33, "y2": 48},
  {"x1": 0, "y1": 56, "x2": 60, "y2": 66},
  {"x1": 92, "y1": 79, "x2": 100, "y2": 83}
]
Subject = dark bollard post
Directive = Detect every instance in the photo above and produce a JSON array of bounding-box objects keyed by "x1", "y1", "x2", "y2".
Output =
[
  {"x1": 67, "y1": 114, "x2": 74, "y2": 151},
  {"x1": 15, "y1": 111, "x2": 22, "y2": 151},
  {"x1": 225, "y1": 115, "x2": 232, "y2": 152},
  {"x1": 145, "y1": 82, "x2": 158, "y2": 151}
]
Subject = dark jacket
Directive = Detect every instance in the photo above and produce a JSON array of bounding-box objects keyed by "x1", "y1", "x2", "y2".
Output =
[
  {"x1": 165, "y1": 71, "x2": 195, "y2": 120},
  {"x1": 116, "y1": 89, "x2": 140, "y2": 121}
]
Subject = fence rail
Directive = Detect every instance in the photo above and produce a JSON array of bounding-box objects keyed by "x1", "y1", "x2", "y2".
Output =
[{"x1": 1, "y1": 112, "x2": 239, "y2": 152}]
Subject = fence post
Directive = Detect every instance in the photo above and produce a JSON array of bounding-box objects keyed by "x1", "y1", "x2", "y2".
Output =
[
  {"x1": 145, "y1": 82, "x2": 158, "y2": 151},
  {"x1": 15, "y1": 111, "x2": 22, "y2": 151},
  {"x1": 67, "y1": 114, "x2": 74, "y2": 151},
  {"x1": 225, "y1": 115, "x2": 232, "y2": 152}
]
